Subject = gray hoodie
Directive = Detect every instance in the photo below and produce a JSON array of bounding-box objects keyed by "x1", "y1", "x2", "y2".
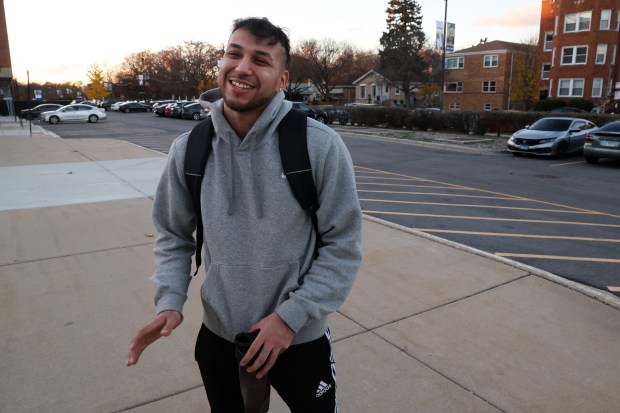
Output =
[{"x1": 151, "y1": 92, "x2": 362, "y2": 344}]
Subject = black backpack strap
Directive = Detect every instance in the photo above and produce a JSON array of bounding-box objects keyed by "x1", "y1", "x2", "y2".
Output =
[
  {"x1": 184, "y1": 117, "x2": 214, "y2": 276},
  {"x1": 278, "y1": 109, "x2": 322, "y2": 255}
]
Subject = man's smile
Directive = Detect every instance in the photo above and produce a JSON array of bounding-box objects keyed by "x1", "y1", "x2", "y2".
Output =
[{"x1": 231, "y1": 80, "x2": 254, "y2": 90}]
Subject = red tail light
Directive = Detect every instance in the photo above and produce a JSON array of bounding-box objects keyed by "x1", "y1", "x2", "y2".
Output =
[{"x1": 585, "y1": 133, "x2": 592, "y2": 142}]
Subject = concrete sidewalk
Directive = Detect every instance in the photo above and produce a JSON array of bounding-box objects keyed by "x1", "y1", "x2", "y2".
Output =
[{"x1": 1, "y1": 117, "x2": 619, "y2": 413}]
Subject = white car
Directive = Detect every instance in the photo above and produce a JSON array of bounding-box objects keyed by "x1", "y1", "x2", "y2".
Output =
[
  {"x1": 41, "y1": 104, "x2": 108, "y2": 124},
  {"x1": 110, "y1": 101, "x2": 127, "y2": 111}
]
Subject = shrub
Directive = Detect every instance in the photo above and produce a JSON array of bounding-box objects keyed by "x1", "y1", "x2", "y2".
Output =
[
  {"x1": 534, "y1": 99, "x2": 566, "y2": 111},
  {"x1": 567, "y1": 98, "x2": 595, "y2": 112},
  {"x1": 349, "y1": 107, "x2": 386, "y2": 126},
  {"x1": 383, "y1": 108, "x2": 410, "y2": 128}
]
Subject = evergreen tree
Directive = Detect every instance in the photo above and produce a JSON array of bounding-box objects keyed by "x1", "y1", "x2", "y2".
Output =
[{"x1": 379, "y1": 0, "x2": 426, "y2": 108}]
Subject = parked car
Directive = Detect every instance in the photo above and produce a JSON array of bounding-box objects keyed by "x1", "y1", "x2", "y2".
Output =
[
  {"x1": 99, "y1": 99, "x2": 120, "y2": 111},
  {"x1": 181, "y1": 102, "x2": 204, "y2": 120},
  {"x1": 163, "y1": 103, "x2": 176, "y2": 117},
  {"x1": 321, "y1": 105, "x2": 349, "y2": 125},
  {"x1": 19, "y1": 104, "x2": 63, "y2": 120},
  {"x1": 583, "y1": 120, "x2": 620, "y2": 164},
  {"x1": 506, "y1": 117, "x2": 597, "y2": 159},
  {"x1": 154, "y1": 102, "x2": 172, "y2": 116},
  {"x1": 110, "y1": 101, "x2": 126, "y2": 111},
  {"x1": 118, "y1": 102, "x2": 153, "y2": 113},
  {"x1": 291, "y1": 102, "x2": 328, "y2": 123},
  {"x1": 40, "y1": 104, "x2": 107, "y2": 124},
  {"x1": 171, "y1": 101, "x2": 194, "y2": 118}
]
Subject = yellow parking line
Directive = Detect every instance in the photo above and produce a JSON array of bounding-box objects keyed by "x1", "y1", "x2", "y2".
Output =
[
  {"x1": 415, "y1": 229, "x2": 620, "y2": 243},
  {"x1": 355, "y1": 175, "x2": 427, "y2": 181},
  {"x1": 358, "y1": 190, "x2": 519, "y2": 200},
  {"x1": 355, "y1": 166, "x2": 620, "y2": 219},
  {"x1": 549, "y1": 161, "x2": 586, "y2": 167},
  {"x1": 362, "y1": 199, "x2": 597, "y2": 214},
  {"x1": 362, "y1": 210, "x2": 620, "y2": 228},
  {"x1": 357, "y1": 182, "x2": 472, "y2": 190},
  {"x1": 495, "y1": 253, "x2": 620, "y2": 263}
]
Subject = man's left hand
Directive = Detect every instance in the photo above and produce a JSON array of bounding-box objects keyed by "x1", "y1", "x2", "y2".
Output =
[{"x1": 241, "y1": 312, "x2": 295, "y2": 379}]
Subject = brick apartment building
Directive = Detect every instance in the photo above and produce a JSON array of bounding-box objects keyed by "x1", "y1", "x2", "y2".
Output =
[
  {"x1": 0, "y1": 0, "x2": 13, "y2": 103},
  {"x1": 442, "y1": 40, "x2": 535, "y2": 111},
  {"x1": 537, "y1": 0, "x2": 620, "y2": 107}
]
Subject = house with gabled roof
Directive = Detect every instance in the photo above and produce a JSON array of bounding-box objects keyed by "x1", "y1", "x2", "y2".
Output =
[{"x1": 351, "y1": 70, "x2": 408, "y2": 106}]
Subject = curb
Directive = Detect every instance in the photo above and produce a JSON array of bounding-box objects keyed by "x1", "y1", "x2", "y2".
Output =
[{"x1": 363, "y1": 214, "x2": 620, "y2": 310}]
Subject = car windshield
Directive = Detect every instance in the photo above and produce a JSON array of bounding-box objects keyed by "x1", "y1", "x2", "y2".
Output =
[{"x1": 529, "y1": 119, "x2": 573, "y2": 132}]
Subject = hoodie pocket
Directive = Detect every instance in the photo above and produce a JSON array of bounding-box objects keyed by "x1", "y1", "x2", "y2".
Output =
[{"x1": 201, "y1": 260, "x2": 300, "y2": 336}]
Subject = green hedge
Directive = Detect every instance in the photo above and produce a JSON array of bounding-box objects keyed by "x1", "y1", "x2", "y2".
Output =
[{"x1": 342, "y1": 106, "x2": 620, "y2": 135}]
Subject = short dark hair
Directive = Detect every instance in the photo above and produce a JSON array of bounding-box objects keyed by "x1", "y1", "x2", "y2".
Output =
[{"x1": 231, "y1": 17, "x2": 291, "y2": 70}]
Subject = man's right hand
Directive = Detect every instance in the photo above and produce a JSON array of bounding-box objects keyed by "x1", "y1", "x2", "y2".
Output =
[{"x1": 126, "y1": 310, "x2": 182, "y2": 366}]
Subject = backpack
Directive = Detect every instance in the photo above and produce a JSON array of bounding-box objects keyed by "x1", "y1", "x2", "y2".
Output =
[{"x1": 184, "y1": 108, "x2": 321, "y2": 275}]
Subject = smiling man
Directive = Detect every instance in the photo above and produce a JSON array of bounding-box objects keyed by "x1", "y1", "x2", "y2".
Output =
[{"x1": 127, "y1": 17, "x2": 362, "y2": 413}]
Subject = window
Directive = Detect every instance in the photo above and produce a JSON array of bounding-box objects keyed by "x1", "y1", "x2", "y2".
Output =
[
  {"x1": 558, "y1": 78, "x2": 584, "y2": 97},
  {"x1": 484, "y1": 103, "x2": 492, "y2": 111},
  {"x1": 446, "y1": 57, "x2": 464, "y2": 69},
  {"x1": 482, "y1": 81, "x2": 496, "y2": 93},
  {"x1": 448, "y1": 102, "x2": 461, "y2": 110},
  {"x1": 564, "y1": 11, "x2": 591, "y2": 32},
  {"x1": 600, "y1": 10, "x2": 611, "y2": 30},
  {"x1": 544, "y1": 32, "x2": 554, "y2": 51},
  {"x1": 359, "y1": 84, "x2": 366, "y2": 99},
  {"x1": 445, "y1": 82, "x2": 463, "y2": 92},
  {"x1": 371, "y1": 84, "x2": 377, "y2": 97},
  {"x1": 613, "y1": 45, "x2": 617, "y2": 64},
  {"x1": 617, "y1": 11, "x2": 620, "y2": 30},
  {"x1": 561, "y1": 46, "x2": 588, "y2": 65},
  {"x1": 483, "y1": 55, "x2": 498, "y2": 67},
  {"x1": 541, "y1": 63, "x2": 551, "y2": 79},
  {"x1": 592, "y1": 78, "x2": 603, "y2": 97},
  {"x1": 395, "y1": 87, "x2": 400, "y2": 96},
  {"x1": 385, "y1": 84, "x2": 389, "y2": 93},
  {"x1": 596, "y1": 44, "x2": 607, "y2": 64}
]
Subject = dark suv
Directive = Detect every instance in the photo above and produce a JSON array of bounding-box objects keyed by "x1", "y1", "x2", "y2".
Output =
[{"x1": 291, "y1": 102, "x2": 328, "y2": 123}]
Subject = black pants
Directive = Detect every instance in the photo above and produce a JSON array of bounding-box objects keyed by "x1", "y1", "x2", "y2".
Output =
[{"x1": 195, "y1": 324, "x2": 338, "y2": 413}]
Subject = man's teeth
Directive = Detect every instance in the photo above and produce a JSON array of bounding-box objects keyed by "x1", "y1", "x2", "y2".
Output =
[{"x1": 232, "y1": 81, "x2": 252, "y2": 89}]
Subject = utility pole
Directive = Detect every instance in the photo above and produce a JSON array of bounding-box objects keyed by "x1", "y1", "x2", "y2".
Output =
[{"x1": 439, "y1": 0, "x2": 448, "y2": 112}]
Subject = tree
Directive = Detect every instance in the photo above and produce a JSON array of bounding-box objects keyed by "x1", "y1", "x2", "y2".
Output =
[
  {"x1": 285, "y1": 53, "x2": 313, "y2": 101},
  {"x1": 510, "y1": 36, "x2": 538, "y2": 110},
  {"x1": 296, "y1": 38, "x2": 354, "y2": 102},
  {"x1": 379, "y1": 0, "x2": 426, "y2": 108},
  {"x1": 84, "y1": 64, "x2": 108, "y2": 101}
]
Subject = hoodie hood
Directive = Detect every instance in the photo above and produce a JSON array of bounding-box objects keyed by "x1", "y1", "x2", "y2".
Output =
[{"x1": 208, "y1": 91, "x2": 292, "y2": 218}]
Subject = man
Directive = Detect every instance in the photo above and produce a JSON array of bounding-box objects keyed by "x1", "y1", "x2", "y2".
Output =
[{"x1": 127, "y1": 17, "x2": 362, "y2": 412}]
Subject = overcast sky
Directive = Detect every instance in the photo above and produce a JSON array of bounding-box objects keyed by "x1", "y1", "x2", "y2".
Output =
[{"x1": 5, "y1": 0, "x2": 541, "y2": 84}]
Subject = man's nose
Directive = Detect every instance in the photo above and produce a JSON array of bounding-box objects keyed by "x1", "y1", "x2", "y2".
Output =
[{"x1": 235, "y1": 56, "x2": 253, "y2": 74}]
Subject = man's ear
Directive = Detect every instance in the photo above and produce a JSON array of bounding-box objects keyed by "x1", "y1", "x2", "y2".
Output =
[{"x1": 279, "y1": 70, "x2": 289, "y2": 91}]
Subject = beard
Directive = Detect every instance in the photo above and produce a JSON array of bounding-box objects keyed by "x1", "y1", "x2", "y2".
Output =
[{"x1": 223, "y1": 91, "x2": 274, "y2": 113}]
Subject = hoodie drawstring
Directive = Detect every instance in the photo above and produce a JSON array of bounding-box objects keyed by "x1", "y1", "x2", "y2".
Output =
[
  {"x1": 249, "y1": 132, "x2": 263, "y2": 218},
  {"x1": 227, "y1": 132, "x2": 236, "y2": 216}
]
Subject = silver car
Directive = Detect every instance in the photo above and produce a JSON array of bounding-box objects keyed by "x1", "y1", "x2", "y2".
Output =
[
  {"x1": 41, "y1": 104, "x2": 107, "y2": 124},
  {"x1": 583, "y1": 120, "x2": 620, "y2": 164},
  {"x1": 506, "y1": 117, "x2": 597, "y2": 159}
]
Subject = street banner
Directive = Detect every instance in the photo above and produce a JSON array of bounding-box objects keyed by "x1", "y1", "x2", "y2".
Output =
[{"x1": 436, "y1": 21, "x2": 456, "y2": 51}]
